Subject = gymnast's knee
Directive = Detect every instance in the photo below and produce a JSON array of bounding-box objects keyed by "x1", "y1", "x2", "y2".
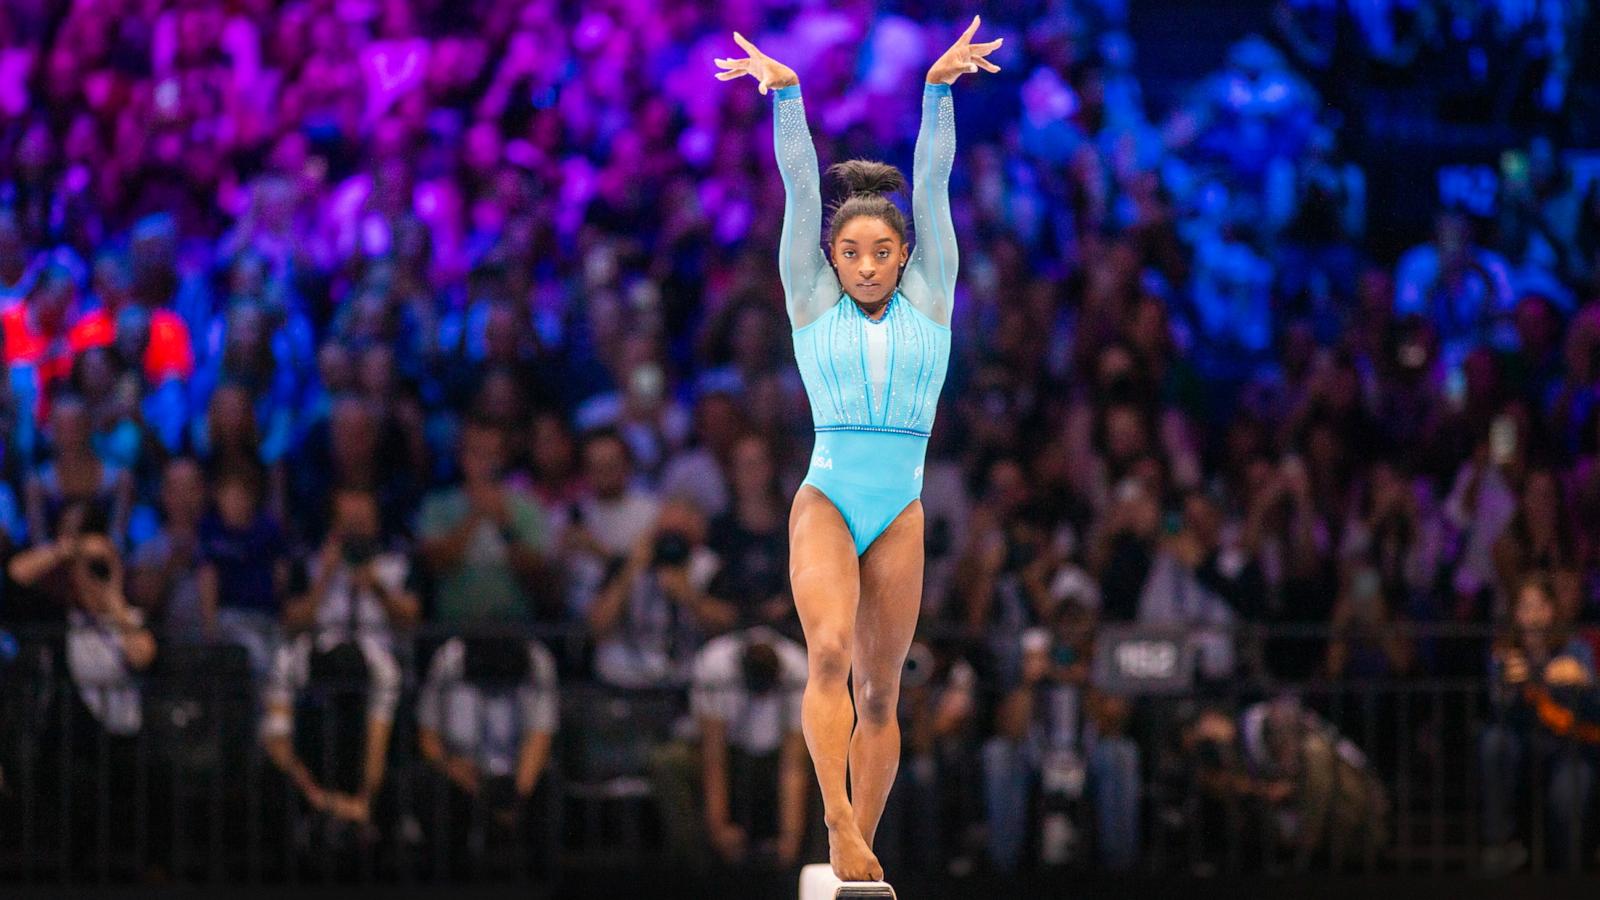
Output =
[
  {"x1": 853, "y1": 673, "x2": 900, "y2": 727},
  {"x1": 808, "y1": 632, "x2": 853, "y2": 687}
]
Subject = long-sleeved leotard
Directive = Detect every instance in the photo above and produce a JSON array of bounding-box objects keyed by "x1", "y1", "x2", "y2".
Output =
[
  {"x1": 773, "y1": 82, "x2": 957, "y2": 556},
  {"x1": 774, "y1": 82, "x2": 958, "y2": 330}
]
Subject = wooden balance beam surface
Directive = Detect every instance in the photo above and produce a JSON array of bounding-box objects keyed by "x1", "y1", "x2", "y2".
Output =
[{"x1": 799, "y1": 863, "x2": 897, "y2": 900}]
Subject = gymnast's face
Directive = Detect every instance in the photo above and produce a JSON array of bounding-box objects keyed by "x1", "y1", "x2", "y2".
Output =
[{"x1": 831, "y1": 216, "x2": 909, "y2": 308}]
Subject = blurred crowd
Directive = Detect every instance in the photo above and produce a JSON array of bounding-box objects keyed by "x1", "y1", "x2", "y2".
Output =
[{"x1": 1, "y1": 0, "x2": 1600, "y2": 884}]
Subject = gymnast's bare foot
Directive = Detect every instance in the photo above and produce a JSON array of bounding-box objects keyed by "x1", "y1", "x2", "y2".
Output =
[{"x1": 827, "y1": 813, "x2": 883, "y2": 882}]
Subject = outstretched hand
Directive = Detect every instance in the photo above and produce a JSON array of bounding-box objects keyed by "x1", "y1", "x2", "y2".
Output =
[
  {"x1": 927, "y1": 15, "x2": 1003, "y2": 85},
  {"x1": 713, "y1": 32, "x2": 798, "y2": 95}
]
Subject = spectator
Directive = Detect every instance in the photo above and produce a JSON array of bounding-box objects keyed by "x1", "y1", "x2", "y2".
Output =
[
  {"x1": 7, "y1": 521, "x2": 162, "y2": 876},
  {"x1": 1493, "y1": 467, "x2": 1581, "y2": 611},
  {"x1": 289, "y1": 394, "x2": 418, "y2": 546},
  {"x1": 705, "y1": 432, "x2": 792, "y2": 630},
  {"x1": 1136, "y1": 493, "x2": 1240, "y2": 684},
  {"x1": 680, "y1": 625, "x2": 809, "y2": 870},
  {"x1": 415, "y1": 634, "x2": 559, "y2": 878},
  {"x1": 128, "y1": 456, "x2": 208, "y2": 639},
  {"x1": 258, "y1": 610, "x2": 403, "y2": 849},
  {"x1": 1324, "y1": 563, "x2": 1416, "y2": 680},
  {"x1": 559, "y1": 427, "x2": 660, "y2": 618},
  {"x1": 874, "y1": 635, "x2": 983, "y2": 877},
  {"x1": 579, "y1": 498, "x2": 729, "y2": 689},
  {"x1": 520, "y1": 410, "x2": 584, "y2": 512},
  {"x1": 658, "y1": 391, "x2": 744, "y2": 520},
  {"x1": 198, "y1": 462, "x2": 290, "y2": 675},
  {"x1": 1240, "y1": 695, "x2": 1390, "y2": 870},
  {"x1": 1480, "y1": 573, "x2": 1596, "y2": 873},
  {"x1": 4, "y1": 265, "x2": 108, "y2": 426},
  {"x1": 1395, "y1": 211, "x2": 1518, "y2": 372},
  {"x1": 24, "y1": 393, "x2": 133, "y2": 549},
  {"x1": 282, "y1": 485, "x2": 421, "y2": 651},
  {"x1": 985, "y1": 598, "x2": 1141, "y2": 872},
  {"x1": 417, "y1": 419, "x2": 551, "y2": 625}
]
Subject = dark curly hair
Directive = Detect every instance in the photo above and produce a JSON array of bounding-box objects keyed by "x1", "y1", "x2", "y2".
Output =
[{"x1": 826, "y1": 160, "x2": 909, "y2": 247}]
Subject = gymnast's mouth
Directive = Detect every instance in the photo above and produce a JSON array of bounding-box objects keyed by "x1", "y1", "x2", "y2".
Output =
[{"x1": 857, "y1": 281, "x2": 880, "y2": 288}]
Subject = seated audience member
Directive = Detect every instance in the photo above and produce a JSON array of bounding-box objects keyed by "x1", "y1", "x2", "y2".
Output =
[
  {"x1": 198, "y1": 463, "x2": 290, "y2": 675},
  {"x1": 128, "y1": 456, "x2": 208, "y2": 639},
  {"x1": 258, "y1": 618, "x2": 403, "y2": 847},
  {"x1": 415, "y1": 635, "x2": 559, "y2": 877},
  {"x1": 688, "y1": 625, "x2": 808, "y2": 871}
]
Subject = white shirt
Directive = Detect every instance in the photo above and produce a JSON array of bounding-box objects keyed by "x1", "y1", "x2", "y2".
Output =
[
  {"x1": 416, "y1": 638, "x2": 559, "y2": 776},
  {"x1": 658, "y1": 448, "x2": 729, "y2": 518},
  {"x1": 690, "y1": 628, "x2": 806, "y2": 755},
  {"x1": 1137, "y1": 552, "x2": 1237, "y2": 680},
  {"x1": 260, "y1": 633, "x2": 402, "y2": 739},
  {"x1": 306, "y1": 551, "x2": 410, "y2": 651},
  {"x1": 592, "y1": 545, "x2": 722, "y2": 689},
  {"x1": 564, "y1": 488, "x2": 662, "y2": 625},
  {"x1": 66, "y1": 608, "x2": 144, "y2": 736}
]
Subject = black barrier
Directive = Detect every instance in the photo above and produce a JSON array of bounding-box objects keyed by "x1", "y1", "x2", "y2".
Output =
[{"x1": 0, "y1": 621, "x2": 1596, "y2": 883}]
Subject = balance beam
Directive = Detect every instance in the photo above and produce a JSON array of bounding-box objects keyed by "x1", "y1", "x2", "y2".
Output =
[{"x1": 799, "y1": 863, "x2": 896, "y2": 899}]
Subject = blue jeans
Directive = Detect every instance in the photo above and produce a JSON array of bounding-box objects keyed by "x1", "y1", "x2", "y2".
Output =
[
  {"x1": 981, "y1": 736, "x2": 1035, "y2": 872},
  {"x1": 1090, "y1": 737, "x2": 1141, "y2": 871},
  {"x1": 981, "y1": 735, "x2": 1142, "y2": 871},
  {"x1": 1480, "y1": 723, "x2": 1594, "y2": 870}
]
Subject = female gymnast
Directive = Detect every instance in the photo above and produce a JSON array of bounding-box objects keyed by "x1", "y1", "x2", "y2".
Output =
[{"x1": 714, "y1": 16, "x2": 1001, "y2": 882}]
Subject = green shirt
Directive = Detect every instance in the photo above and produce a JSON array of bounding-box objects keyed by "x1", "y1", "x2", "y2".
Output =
[{"x1": 417, "y1": 487, "x2": 547, "y2": 625}]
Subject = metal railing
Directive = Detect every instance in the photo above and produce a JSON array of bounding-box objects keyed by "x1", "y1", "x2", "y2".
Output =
[{"x1": 0, "y1": 620, "x2": 1593, "y2": 883}]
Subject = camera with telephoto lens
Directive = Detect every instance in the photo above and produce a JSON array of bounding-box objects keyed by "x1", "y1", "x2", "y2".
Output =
[
  {"x1": 85, "y1": 555, "x2": 113, "y2": 582},
  {"x1": 652, "y1": 531, "x2": 692, "y2": 567}
]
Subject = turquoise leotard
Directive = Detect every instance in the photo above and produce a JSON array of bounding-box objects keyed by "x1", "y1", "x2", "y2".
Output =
[{"x1": 774, "y1": 82, "x2": 958, "y2": 556}]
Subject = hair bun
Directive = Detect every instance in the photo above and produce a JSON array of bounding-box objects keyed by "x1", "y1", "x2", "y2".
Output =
[{"x1": 827, "y1": 160, "x2": 907, "y2": 198}]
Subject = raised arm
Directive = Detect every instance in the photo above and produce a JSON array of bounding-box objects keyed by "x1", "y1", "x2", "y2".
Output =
[
  {"x1": 903, "y1": 16, "x2": 1002, "y2": 327},
  {"x1": 772, "y1": 86, "x2": 838, "y2": 327},
  {"x1": 716, "y1": 33, "x2": 837, "y2": 328},
  {"x1": 902, "y1": 82, "x2": 958, "y2": 325}
]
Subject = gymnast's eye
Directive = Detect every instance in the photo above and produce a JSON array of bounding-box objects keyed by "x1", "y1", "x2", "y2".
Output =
[
  {"x1": 842, "y1": 250, "x2": 855, "y2": 259},
  {"x1": 877, "y1": 250, "x2": 889, "y2": 260}
]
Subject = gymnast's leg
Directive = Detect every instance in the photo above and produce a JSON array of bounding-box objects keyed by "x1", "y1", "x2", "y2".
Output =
[
  {"x1": 850, "y1": 500, "x2": 924, "y2": 851},
  {"x1": 790, "y1": 485, "x2": 881, "y2": 881}
]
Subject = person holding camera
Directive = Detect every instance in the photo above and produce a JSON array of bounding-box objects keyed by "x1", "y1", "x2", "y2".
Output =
[
  {"x1": 8, "y1": 512, "x2": 160, "y2": 874},
  {"x1": 983, "y1": 595, "x2": 1141, "y2": 872},
  {"x1": 684, "y1": 625, "x2": 809, "y2": 871},
  {"x1": 581, "y1": 497, "x2": 732, "y2": 688},
  {"x1": 415, "y1": 634, "x2": 559, "y2": 878},
  {"x1": 258, "y1": 486, "x2": 411, "y2": 841},
  {"x1": 282, "y1": 485, "x2": 420, "y2": 651},
  {"x1": 559, "y1": 428, "x2": 659, "y2": 616},
  {"x1": 417, "y1": 418, "x2": 550, "y2": 625},
  {"x1": 1480, "y1": 573, "x2": 1596, "y2": 874}
]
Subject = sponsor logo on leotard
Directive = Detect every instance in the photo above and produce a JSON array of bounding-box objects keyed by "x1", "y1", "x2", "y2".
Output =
[{"x1": 913, "y1": 465, "x2": 923, "y2": 480}]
